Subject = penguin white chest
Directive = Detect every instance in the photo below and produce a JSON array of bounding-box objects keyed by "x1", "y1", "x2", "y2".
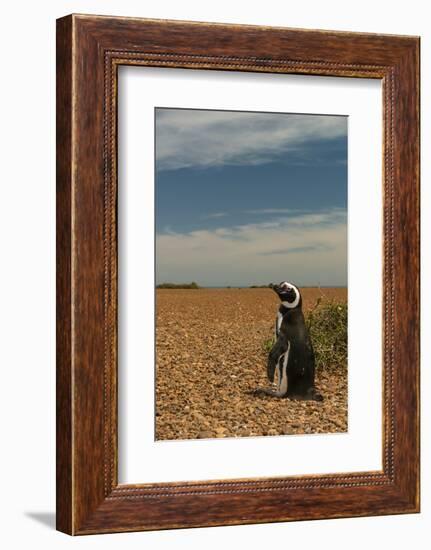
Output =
[{"x1": 276, "y1": 312, "x2": 283, "y2": 336}]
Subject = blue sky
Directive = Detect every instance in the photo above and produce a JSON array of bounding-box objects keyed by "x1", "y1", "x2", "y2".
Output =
[{"x1": 155, "y1": 108, "x2": 347, "y2": 287}]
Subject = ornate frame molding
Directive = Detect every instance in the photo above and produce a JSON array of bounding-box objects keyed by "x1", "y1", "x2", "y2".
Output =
[{"x1": 57, "y1": 15, "x2": 419, "y2": 534}]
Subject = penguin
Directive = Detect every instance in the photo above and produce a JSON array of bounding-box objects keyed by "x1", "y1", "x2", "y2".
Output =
[{"x1": 256, "y1": 281, "x2": 323, "y2": 401}]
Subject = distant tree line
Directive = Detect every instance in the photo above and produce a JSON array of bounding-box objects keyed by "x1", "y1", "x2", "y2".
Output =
[
  {"x1": 156, "y1": 281, "x2": 200, "y2": 289},
  {"x1": 157, "y1": 282, "x2": 279, "y2": 289}
]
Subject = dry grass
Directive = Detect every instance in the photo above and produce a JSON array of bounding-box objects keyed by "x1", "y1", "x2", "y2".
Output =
[{"x1": 155, "y1": 287, "x2": 348, "y2": 441}]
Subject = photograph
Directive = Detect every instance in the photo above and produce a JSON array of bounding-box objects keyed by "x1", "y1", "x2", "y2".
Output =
[{"x1": 155, "y1": 107, "x2": 348, "y2": 441}]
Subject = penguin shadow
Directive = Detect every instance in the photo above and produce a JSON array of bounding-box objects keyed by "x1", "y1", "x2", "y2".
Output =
[
  {"x1": 247, "y1": 387, "x2": 323, "y2": 401},
  {"x1": 246, "y1": 387, "x2": 285, "y2": 399}
]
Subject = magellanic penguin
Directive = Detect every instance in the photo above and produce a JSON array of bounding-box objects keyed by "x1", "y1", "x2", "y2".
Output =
[{"x1": 257, "y1": 281, "x2": 323, "y2": 401}]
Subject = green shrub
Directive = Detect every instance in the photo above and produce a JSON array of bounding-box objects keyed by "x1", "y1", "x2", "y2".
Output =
[
  {"x1": 307, "y1": 299, "x2": 347, "y2": 371},
  {"x1": 262, "y1": 337, "x2": 275, "y2": 353}
]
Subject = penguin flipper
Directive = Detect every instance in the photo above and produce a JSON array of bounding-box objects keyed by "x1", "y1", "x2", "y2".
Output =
[{"x1": 267, "y1": 336, "x2": 287, "y2": 382}]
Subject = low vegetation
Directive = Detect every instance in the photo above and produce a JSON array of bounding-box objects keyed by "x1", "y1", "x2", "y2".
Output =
[
  {"x1": 307, "y1": 298, "x2": 347, "y2": 370},
  {"x1": 156, "y1": 281, "x2": 200, "y2": 289}
]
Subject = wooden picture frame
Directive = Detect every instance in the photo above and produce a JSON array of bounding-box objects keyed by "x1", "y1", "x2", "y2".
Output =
[{"x1": 56, "y1": 14, "x2": 420, "y2": 535}]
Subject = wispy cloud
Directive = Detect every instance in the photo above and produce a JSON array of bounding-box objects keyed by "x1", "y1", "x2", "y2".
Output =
[
  {"x1": 156, "y1": 108, "x2": 347, "y2": 171},
  {"x1": 156, "y1": 208, "x2": 347, "y2": 287},
  {"x1": 201, "y1": 212, "x2": 228, "y2": 219},
  {"x1": 192, "y1": 207, "x2": 344, "y2": 225},
  {"x1": 258, "y1": 244, "x2": 332, "y2": 256},
  {"x1": 245, "y1": 208, "x2": 311, "y2": 216}
]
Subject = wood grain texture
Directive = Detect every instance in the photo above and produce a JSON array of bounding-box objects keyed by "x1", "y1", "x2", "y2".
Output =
[
  {"x1": 56, "y1": 15, "x2": 73, "y2": 535},
  {"x1": 56, "y1": 14, "x2": 420, "y2": 535}
]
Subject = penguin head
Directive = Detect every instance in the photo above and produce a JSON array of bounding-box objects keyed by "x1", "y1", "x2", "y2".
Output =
[{"x1": 271, "y1": 281, "x2": 301, "y2": 309}]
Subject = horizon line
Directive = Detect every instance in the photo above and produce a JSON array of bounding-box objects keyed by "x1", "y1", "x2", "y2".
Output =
[{"x1": 156, "y1": 285, "x2": 348, "y2": 289}]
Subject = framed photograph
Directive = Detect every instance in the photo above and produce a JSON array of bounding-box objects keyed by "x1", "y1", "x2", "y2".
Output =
[{"x1": 56, "y1": 14, "x2": 420, "y2": 535}]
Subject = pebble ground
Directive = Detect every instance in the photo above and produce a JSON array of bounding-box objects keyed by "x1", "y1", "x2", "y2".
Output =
[{"x1": 155, "y1": 288, "x2": 348, "y2": 441}]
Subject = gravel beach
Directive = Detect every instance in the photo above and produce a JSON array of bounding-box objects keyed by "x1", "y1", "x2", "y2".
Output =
[{"x1": 155, "y1": 288, "x2": 348, "y2": 441}]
